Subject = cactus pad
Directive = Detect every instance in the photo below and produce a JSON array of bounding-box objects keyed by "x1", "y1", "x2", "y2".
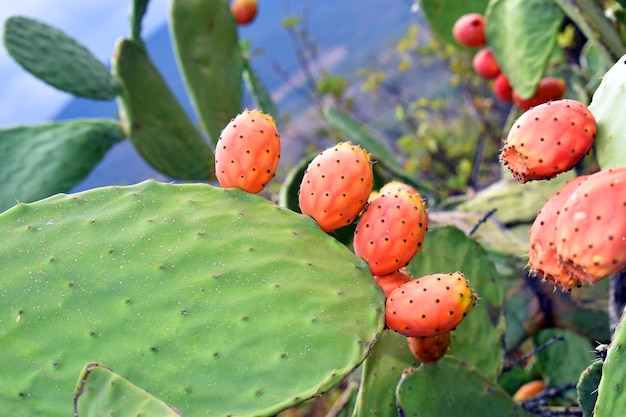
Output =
[
  {"x1": 594, "y1": 311, "x2": 626, "y2": 416},
  {"x1": 3, "y1": 16, "x2": 120, "y2": 100},
  {"x1": 577, "y1": 359, "x2": 602, "y2": 417},
  {"x1": 112, "y1": 38, "x2": 216, "y2": 180},
  {"x1": 73, "y1": 363, "x2": 182, "y2": 416},
  {"x1": 170, "y1": 0, "x2": 243, "y2": 143},
  {"x1": 0, "y1": 119, "x2": 125, "y2": 213},
  {"x1": 588, "y1": 54, "x2": 626, "y2": 170},
  {"x1": 0, "y1": 180, "x2": 384, "y2": 416},
  {"x1": 396, "y1": 357, "x2": 534, "y2": 416}
]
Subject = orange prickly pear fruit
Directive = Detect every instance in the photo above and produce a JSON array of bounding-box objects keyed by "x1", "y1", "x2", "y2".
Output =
[
  {"x1": 298, "y1": 141, "x2": 374, "y2": 232},
  {"x1": 528, "y1": 175, "x2": 589, "y2": 291},
  {"x1": 499, "y1": 99, "x2": 596, "y2": 183},
  {"x1": 230, "y1": 0, "x2": 258, "y2": 25},
  {"x1": 407, "y1": 332, "x2": 451, "y2": 364},
  {"x1": 373, "y1": 268, "x2": 413, "y2": 298},
  {"x1": 473, "y1": 47, "x2": 501, "y2": 79},
  {"x1": 493, "y1": 73, "x2": 513, "y2": 102},
  {"x1": 215, "y1": 109, "x2": 281, "y2": 194},
  {"x1": 385, "y1": 272, "x2": 477, "y2": 338},
  {"x1": 555, "y1": 167, "x2": 626, "y2": 284},
  {"x1": 513, "y1": 380, "x2": 545, "y2": 401},
  {"x1": 353, "y1": 189, "x2": 428, "y2": 276}
]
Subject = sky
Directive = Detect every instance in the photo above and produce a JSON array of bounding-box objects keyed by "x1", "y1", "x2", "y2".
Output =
[{"x1": 0, "y1": 0, "x2": 169, "y2": 128}]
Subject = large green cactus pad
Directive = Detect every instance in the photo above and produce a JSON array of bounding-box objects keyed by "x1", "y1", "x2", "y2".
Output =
[
  {"x1": 0, "y1": 180, "x2": 384, "y2": 416},
  {"x1": 73, "y1": 363, "x2": 182, "y2": 417},
  {"x1": 577, "y1": 359, "x2": 602, "y2": 417},
  {"x1": 112, "y1": 38, "x2": 215, "y2": 180},
  {"x1": 396, "y1": 357, "x2": 534, "y2": 416},
  {"x1": 3, "y1": 16, "x2": 120, "y2": 100},
  {"x1": 0, "y1": 119, "x2": 125, "y2": 213},
  {"x1": 170, "y1": 0, "x2": 243, "y2": 143},
  {"x1": 407, "y1": 226, "x2": 506, "y2": 382},
  {"x1": 588, "y1": 54, "x2": 626, "y2": 170}
]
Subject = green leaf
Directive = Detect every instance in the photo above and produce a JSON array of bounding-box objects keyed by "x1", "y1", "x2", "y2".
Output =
[
  {"x1": 73, "y1": 363, "x2": 182, "y2": 417},
  {"x1": 170, "y1": 0, "x2": 243, "y2": 143},
  {"x1": 244, "y1": 57, "x2": 279, "y2": 120},
  {"x1": 419, "y1": 0, "x2": 491, "y2": 46},
  {"x1": 0, "y1": 119, "x2": 124, "y2": 213},
  {"x1": 396, "y1": 357, "x2": 534, "y2": 417},
  {"x1": 0, "y1": 180, "x2": 384, "y2": 416},
  {"x1": 407, "y1": 226, "x2": 506, "y2": 381},
  {"x1": 112, "y1": 38, "x2": 215, "y2": 180},
  {"x1": 130, "y1": 0, "x2": 151, "y2": 41},
  {"x1": 3, "y1": 16, "x2": 120, "y2": 100},
  {"x1": 588, "y1": 54, "x2": 626, "y2": 170},
  {"x1": 485, "y1": 0, "x2": 564, "y2": 99}
]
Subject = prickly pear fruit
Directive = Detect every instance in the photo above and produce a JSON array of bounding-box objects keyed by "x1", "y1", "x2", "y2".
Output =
[
  {"x1": 379, "y1": 180, "x2": 419, "y2": 196},
  {"x1": 407, "y1": 331, "x2": 451, "y2": 364},
  {"x1": 513, "y1": 380, "x2": 545, "y2": 401},
  {"x1": 473, "y1": 47, "x2": 501, "y2": 79},
  {"x1": 215, "y1": 109, "x2": 281, "y2": 194},
  {"x1": 385, "y1": 272, "x2": 477, "y2": 338},
  {"x1": 555, "y1": 167, "x2": 626, "y2": 284},
  {"x1": 353, "y1": 189, "x2": 428, "y2": 276},
  {"x1": 499, "y1": 99, "x2": 596, "y2": 183},
  {"x1": 512, "y1": 77, "x2": 567, "y2": 111},
  {"x1": 230, "y1": 0, "x2": 258, "y2": 25},
  {"x1": 493, "y1": 73, "x2": 513, "y2": 102},
  {"x1": 298, "y1": 141, "x2": 374, "y2": 232},
  {"x1": 452, "y1": 13, "x2": 486, "y2": 48},
  {"x1": 528, "y1": 175, "x2": 589, "y2": 291},
  {"x1": 374, "y1": 268, "x2": 413, "y2": 298}
]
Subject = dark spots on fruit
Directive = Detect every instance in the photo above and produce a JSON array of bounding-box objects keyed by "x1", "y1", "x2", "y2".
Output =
[
  {"x1": 422, "y1": 288, "x2": 427, "y2": 292},
  {"x1": 421, "y1": 314, "x2": 426, "y2": 319}
]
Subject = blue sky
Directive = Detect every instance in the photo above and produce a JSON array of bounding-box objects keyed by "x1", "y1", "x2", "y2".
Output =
[{"x1": 0, "y1": 0, "x2": 169, "y2": 128}]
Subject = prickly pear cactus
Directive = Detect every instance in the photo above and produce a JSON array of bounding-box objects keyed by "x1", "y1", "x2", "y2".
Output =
[
  {"x1": 170, "y1": 0, "x2": 243, "y2": 143},
  {"x1": 2, "y1": 16, "x2": 120, "y2": 100},
  {"x1": 594, "y1": 312, "x2": 626, "y2": 416},
  {"x1": 395, "y1": 357, "x2": 534, "y2": 417},
  {"x1": 73, "y1": 363, "x2": 182, "y2": 417},
  {"x1": 577, "y1": 359, "x2": 602, "y2": 417},
  {"x1": 588, "y1": 53, "x2": 626, "y2": 170},
  {"x1": 112, "y1": 38, "x2": 216, "y2": 181},
  {"x1": 0, "y1": 180, "x2": 384, "y2": 416}
]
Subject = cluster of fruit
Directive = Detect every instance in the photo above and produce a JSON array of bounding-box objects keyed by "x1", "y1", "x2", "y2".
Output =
[
  {"x1": 452, "y1": 13, "x2": 566, "y2": 110},
  {"x1": 215, "y1": 109, "x2": 478, "y2": 364},
  {"x1": 499, "y1": 99, "x2": 626, "y2": 291}
]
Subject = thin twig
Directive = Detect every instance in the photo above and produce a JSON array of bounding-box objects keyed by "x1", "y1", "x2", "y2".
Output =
[
  {"x1": 503, "y1": 336, "x2": 564, "y2": 372},
  {"x1": 468, "y1": 208, "x2": 497, "y2": 236}
]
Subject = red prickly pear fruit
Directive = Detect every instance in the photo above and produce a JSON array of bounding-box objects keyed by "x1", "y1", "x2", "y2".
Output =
[
  {"x1": 472, "y1": 48, "x2": 501, "y2": 79},
  {"x1": 512, "y1": 77, "x2": 567, "y2": 111},
  {"x1": 513, "y1": 380, "x2": 545, "y2": 401},
  {"x1": 230, "y1": 0, "x2": 258, "y2": 25},
  {"x1": 385, "y1": 272, "x2": 477, "y2": 338},
  {"x1": 407, "y1": 332, "x2": 451, "y2": 364},
  {"x1": 555, "y1": 167, "x2": 626, "y2": 284},
  {"x1": 499, "y1": 99, "x2": 596, "y2": 183},
  {"x1": 215, "y1": 109, "x2": 281, "y2": 194},
  {"x1": 298, "y1": 141, "x2": 374, "y2": 232},
  {"x1": 452, "y1": 13, "x2": 486, "y2": 48},
  {"x1": 353, "y1": 190, "x2": 428, "y2": 276},
  {"x1": 493, "y1": 73, "x2": 513, "y2": 102},
  {"x1": 374, "y1": 268, "x2": 413, "y2": 298},
  {"x1": 528, "y1": 175, "x2": 589, "y2": 291}
]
